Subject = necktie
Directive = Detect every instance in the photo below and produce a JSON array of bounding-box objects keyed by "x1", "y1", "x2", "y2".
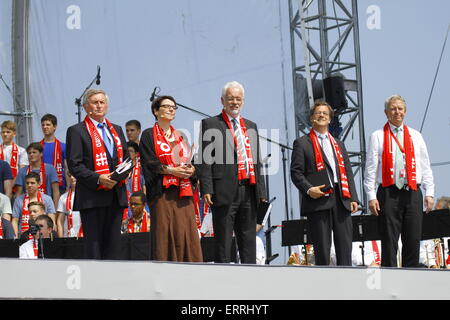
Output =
[
  {"x1": 394, "y1": 127, "x2": 405, "y2": 189},
  {"x1": 319, "y1": 134, "x2": 337, "y2": 183},
  {"x1": 232, "y1": 118, "x2": 249, "y2": 176},
  {"x1": 98, "y1": 123, "x2": 113, "y2": 156}
]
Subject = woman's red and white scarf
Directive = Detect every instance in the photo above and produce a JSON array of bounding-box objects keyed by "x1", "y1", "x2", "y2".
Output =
[{"x1": 152, "y1": 123, "x2": 193, "y2": 197}]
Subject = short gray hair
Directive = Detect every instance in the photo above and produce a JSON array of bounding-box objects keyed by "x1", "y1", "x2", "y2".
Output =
[
  {"x1": 82, "y1": 89, "x2": 109, "y2": 106},
  {"x1": 384, "y1": 94, "x2": 406, "y2": 110},
  {"x1": 221, "y1": 81, "x2": 245, "y2": 98}
]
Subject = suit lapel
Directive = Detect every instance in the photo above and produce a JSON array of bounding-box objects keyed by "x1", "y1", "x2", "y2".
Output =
[{"x1": 219, "y1": 115, "x2": 236, "y2": 154}]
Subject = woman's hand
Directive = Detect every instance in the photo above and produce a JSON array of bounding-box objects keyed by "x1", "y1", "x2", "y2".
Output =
[{"x1": 166, "y1": 164, "x2": 195, "y2": 179}]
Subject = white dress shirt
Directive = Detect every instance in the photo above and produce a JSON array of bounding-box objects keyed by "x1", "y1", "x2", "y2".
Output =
[
  {"x1": 364, "y1": 123, "x2": 434, "y2": 201},
  {"x1": 88, "y1": 117, "x2": 114, "y2": 148},
  {"x1": 314, "y1": 129, "x2": 337, "y2": 183}
]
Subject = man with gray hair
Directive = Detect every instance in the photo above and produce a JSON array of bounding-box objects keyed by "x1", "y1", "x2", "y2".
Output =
[
  {"x1": 364, "y1": 94, "x2": 434, "y2": 267},
  {"x1": 198, "y1": 81, "x2": 266, "y2": 264},
  {"x1": 66, "y1": 89, "x2": 128, "y2": 259}
]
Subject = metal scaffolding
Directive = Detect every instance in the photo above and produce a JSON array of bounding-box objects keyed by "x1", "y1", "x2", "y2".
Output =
[
  {"x1": 288, "y1": 0, "x2": 367, "y2": 211},
  {"x1": 11, "y1": 0, "x2": 33, "y2": 147}
]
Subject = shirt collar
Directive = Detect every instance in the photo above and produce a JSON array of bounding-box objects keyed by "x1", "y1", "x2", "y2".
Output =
[
  {"x1": 226, "y1": 113, "x2": 241, "y2": 124},
  {"x1": 89, "y1": 116, "x2": 106, "y2": 127},
  {"x1": 389, "y1": 122, "x2": 404, "y2": 132},
  {"x1": 314, "y1": 129, "x2": 329, "y2": 139}
]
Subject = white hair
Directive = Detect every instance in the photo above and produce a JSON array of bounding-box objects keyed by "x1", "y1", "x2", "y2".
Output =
[
  {"x1": 221, "y1": 81, "x2": 245, "y2": 98},
  {"x1": 384, "y1": 94, "x2": 406, "y2": 110},
  {"x1": 82, "y1": 88, "x2": 109, "y2": 106}
]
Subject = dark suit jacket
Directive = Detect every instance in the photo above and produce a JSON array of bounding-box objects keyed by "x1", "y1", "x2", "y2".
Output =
[
  {"x1": 139, "y1": 127, "x2": 198, "y2": 205},
  {"x1": 290, "y1": 134, "x2": 358, "y2": 215},
  {"x1": 198, "y1": 114, "x2": 266, "y2": 207},
  {"x1": 66, "y1": 121, "x2": 128, "y2": 211}
]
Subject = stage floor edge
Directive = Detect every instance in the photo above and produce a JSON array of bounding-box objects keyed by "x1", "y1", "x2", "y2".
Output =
[{"x1": 2, "y1": 258, "x2": 449, "y2": 300}]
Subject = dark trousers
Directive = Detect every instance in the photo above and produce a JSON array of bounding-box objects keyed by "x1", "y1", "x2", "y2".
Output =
[
  {"x1": 211, "y1": 183, "x2": 257, "y2": 264},
  {"x1": 377, "y1": 185, "x2": 423, "y2": 268},
  {"x1": 307, "y1": 191, "x2": 353, "y2": 266},
  {"x1": 79, "y1": 193, "x2": 123, "y2": 260}
]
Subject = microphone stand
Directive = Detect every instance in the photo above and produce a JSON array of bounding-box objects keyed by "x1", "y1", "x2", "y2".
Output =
[
  {"x1": 74, "y1": 65, "x2": 100, "y2": 123},
  {"x1": 281, "y1": 147, "x2": 291, "y2": 256},
  {"x1": 38, "y1": 232, "x2": 45, "y2": 259}
]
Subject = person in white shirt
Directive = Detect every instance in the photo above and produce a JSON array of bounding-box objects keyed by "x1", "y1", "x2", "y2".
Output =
[
  {"x1": 19, "y1": 213, "x2": 54, "y2": 259},
  {"x1": 364, "y1": 95, "x2": 435, "y2": 267},
  {"x1": 56, "y1": 173, "x2": 82, "y2": 238},
  {"x1": 0, "y1": 121, "x2": 28, "y2": 186}
]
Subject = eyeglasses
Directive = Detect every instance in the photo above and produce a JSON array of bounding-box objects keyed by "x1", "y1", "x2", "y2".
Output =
[
  {"x1": 160, "y1": 104, "x2": 178, "y2": 110},
  {"x1": 225, "y1": 97, "x2": 243, "y2": 103}
]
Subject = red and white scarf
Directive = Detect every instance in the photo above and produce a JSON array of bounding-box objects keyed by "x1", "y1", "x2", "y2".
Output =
[
  {"x1": 221, "y1": 110, "x2": 256, "y2": 184},
  {"x1": 382, "y1": 122, "x2": 417, "y2": 190},
  {"x1": 127, "y1": 211, "x2": 149, "y2": 233},
  {"x1": 40, "y1": 139, "x2": 64, "y2": 187},
  {"x1": 84, "y1": 116, "x2": 124, "y2": 190},
  {"x1": 21, "y1": 191, "x2": 43, "y2": 234},
  {"x1": 131, "y1": 155, "x2": 141, "y2": 193},
  {"x1": 309, "y1": 130, "x2": 351, "y2": 199},
  {"x1": 27, "y1": 163, "x2": 47, "y2": 194},
  {"x1": 66, "y1": 188, "x2": 83, "y2": 237},
  {"x1": 0, "y1": 143, "x2": 19, "y2": 178},
  {"x1": 152, "y1": 123, "x2": 193, "y2": 197}
]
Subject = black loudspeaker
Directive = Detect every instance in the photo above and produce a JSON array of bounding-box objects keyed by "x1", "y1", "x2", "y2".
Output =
[{"x1": 323, "y1": 75, "x2": 347, "y2": 112}]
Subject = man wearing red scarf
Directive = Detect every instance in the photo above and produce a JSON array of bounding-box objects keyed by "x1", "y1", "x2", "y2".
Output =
[
  {"x1": 291, "y1": 101, "x2": 359, "y2": 266},
  {"x1": 66, "y1": 89, "x2": 128, "y2": 260},
  {"x1": 199, "y1": 81, "x2": 266, "y2": 264},
  {"x1": 364, "y1": 95, "x2": 435, "y2": 268}
]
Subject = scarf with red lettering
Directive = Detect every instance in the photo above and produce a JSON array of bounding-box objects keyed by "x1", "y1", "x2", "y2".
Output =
[
  {"x1": 84, "y1": 116, "x2": 124, "y2": 190},
  {"x1": 21, "y1": 191, "x2": 43, "y2": 234},
  {"x1": 193, "y1": 187, "x2": 202, "y2": 230},
  {"x1": 221, "y1": 110, "x2": 256, "y2": 184},
  {"x1": 0, "y1": 143, "x2": 19, "y2": 178},
  {"x1": 309, "y1": 130, "x2": 351, "y2": 198},
  {"x1": 66, "y1": 188, "x2": 83, "y2": 237},
  {"x1": 127, "y1": 210, "x2": 149, "y2": 233},
  {"x1": 382, "y1": 122, "x2": 417, "y2": 190},
  {"x1": 27, "y1": 163, "x2": 47, "y2": 194},
  {"x1": 152, "y1": 123, "x2": 193, "y2": 197},
  {"x1": 131, "y1": 154, "x2": 141, "y2": 192},
  {"x1": 40, "y1": 139, "x2": 63, "y2": 187},
  {"x1": 372, "y1": 241, "x2": 381, "y2": 265}
]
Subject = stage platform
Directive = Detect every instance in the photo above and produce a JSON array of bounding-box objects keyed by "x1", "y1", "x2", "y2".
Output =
[{"x1": 1, "y1": 258, "x2": 449, "y2": 300}]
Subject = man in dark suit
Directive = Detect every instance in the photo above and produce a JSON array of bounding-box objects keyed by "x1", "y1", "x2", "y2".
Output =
[
  {"x1": 66, "y1": 89, "x2": 128, "y2": 260},
  {"x1": 198, "y1": 81, "x2": 266, "y2": 264},
  {"x1": 290, "y1": 100, "x2": 359, "y2": 266}
]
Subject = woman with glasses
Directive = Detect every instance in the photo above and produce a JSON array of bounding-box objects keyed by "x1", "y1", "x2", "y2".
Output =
[{"x1": 139, "y1": 95, "x2": 202, "y2": 262}]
